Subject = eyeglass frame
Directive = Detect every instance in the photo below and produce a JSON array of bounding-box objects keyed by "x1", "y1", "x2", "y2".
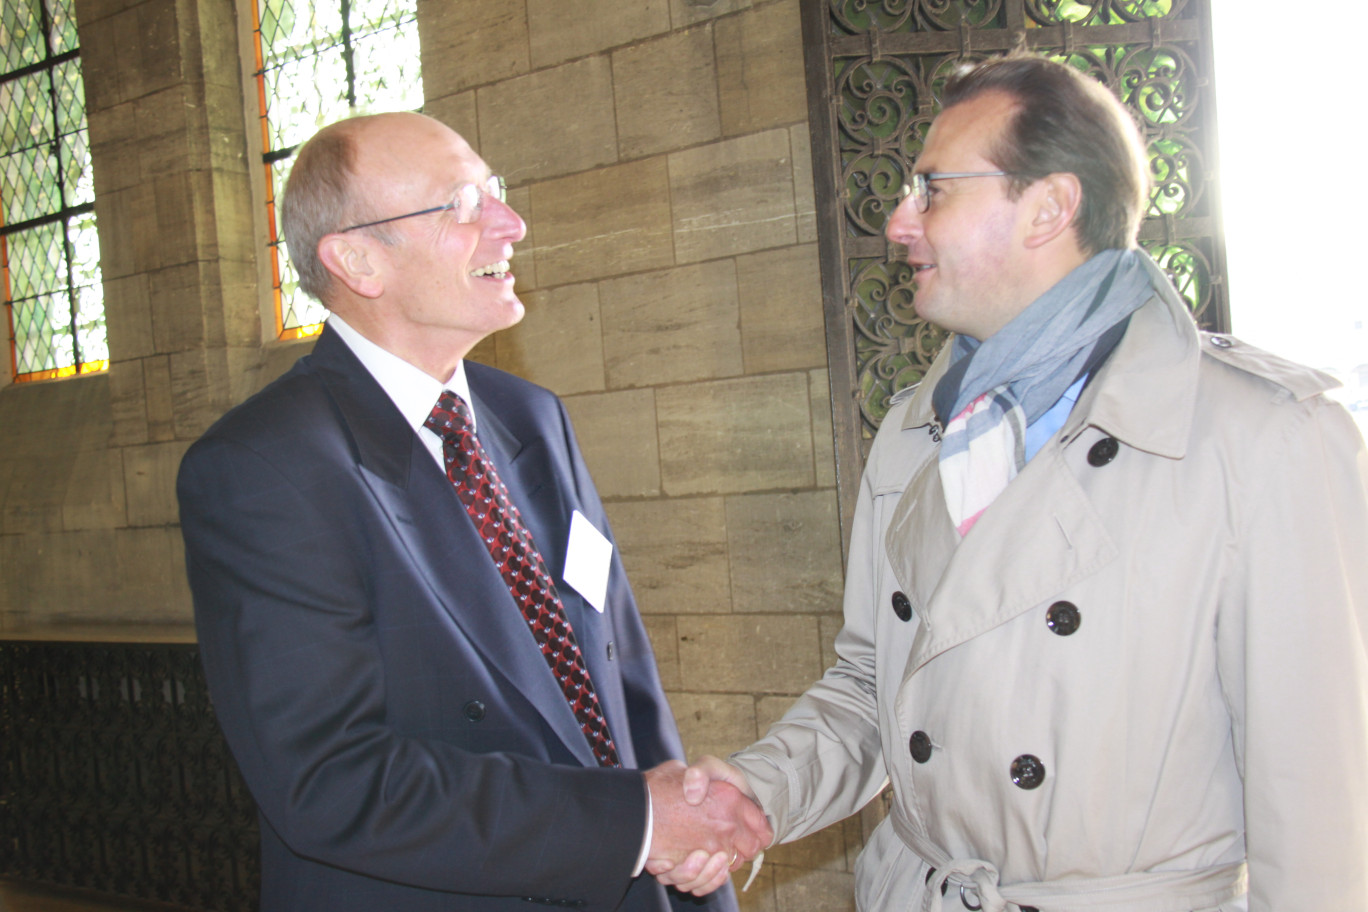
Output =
[
  {"x1": 338, "y1": 175, "x2": 508, "y2": 233},
  {"x1": 901, "y1": 171, "x2": 1013, "y2": 213}
]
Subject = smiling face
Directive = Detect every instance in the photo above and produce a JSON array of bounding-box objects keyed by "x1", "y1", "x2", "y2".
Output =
[
  {"x1": 885, "y1": 91, "x2": 1040, "y2": 341},
  {"x1": 333, "y1": 113, "x2": 527, "y2": 377}
]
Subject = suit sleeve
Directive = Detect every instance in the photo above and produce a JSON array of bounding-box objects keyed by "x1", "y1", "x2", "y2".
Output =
[
  {"x1": 1218, "y1": 396, "x2": 1368, "y2": 911},
  {"x1": 178, "y1": 431, "x2": 648, "y2": 907}
]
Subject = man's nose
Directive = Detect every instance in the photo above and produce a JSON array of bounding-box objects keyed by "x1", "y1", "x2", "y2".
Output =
[
  {"x1": 484, "y1": 195, "x2": 527, "y2": 242},
  {"x1": 884, "y1": 195, "x2": 923, "y2": 247}
]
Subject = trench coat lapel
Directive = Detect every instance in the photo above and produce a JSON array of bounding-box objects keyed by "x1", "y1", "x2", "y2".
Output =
[{"x1": 313, "y1": 330, "x2": 599, "y2": 767}]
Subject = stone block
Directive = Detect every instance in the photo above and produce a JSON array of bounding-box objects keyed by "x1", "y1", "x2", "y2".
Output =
[
  {"x1": 477, "y1": 57, "x2": 618, "y2": 185},
  {"x1": 725, "y1": 490, "x2": 842, "y2": 614},
  {"x1": 640, "y1": 614, "x2": 681, "y2": 691},
  {"x1": 122, "y1": 440, "x2": 190, "y2": 528},
  {"x1": 152, "y1": 170, "x2": 204, "y2": 269},
  {"x1": 123, "y1": 0, "x2": 185, "y2": 103},
  {"x1": 733, "y1": 862, "x2": 776, "y2": 912},
  {"x1": 133, "y1": 86, "x2": 194, "y2": 180},
  {"x1": 656, "y1": 373, "x2": 813, "y2": 496},
  {"x1": 62, "y1": 445, "x2": 127, "y2": 531},
  {"x1": 561, "y1": 388, "x2": 661, "y2": 498},
  {"x1": 677, "y1": 614, "x2": 822, "y2": 693},
  {"x1": 809, "y1": 369, "x2": 836, "y2": 488},
  {"x1": 526, "y1": 0, "x2": 670, "y2": 68},
  {"x1": 108, "y1": 358, "x2": 150, "y2": 447},
  {"x1": 1, "y1": 456, "x2": 67, "y2": 534},
  {"x1": 604, "y1": 496, "x2": 729, "y2": 615},
  {"x1": 715, "y1": 0, "x2": 806, "y2": 136},
  {"x1": 425, "y1": 90, "x2": 479, "y2": 150},
  {"x1": 819, "y1": 611, "x2": 844, "y2": 673},
  {"x1": 206, "y1": 168, "x2": 259, "y2": 266},
  {"x1": 670, "y1": 0, "x2": 752, "y2": 28},
  {"x1": 505, "y1": 184, "x2": 536, "y2": 291},
  {"x1": 612, "y1": 27, "x2": 720, "y2": 159},
  {"x1": 670, "y1": 129, "x2": 796, "y2": 263},
  {"x1": 115, "y1": 526, "x2": 194, "y2": 621},
  {"x1": 93, "y1": 183, "x2": 149, "y2": 280},
  {"x1": 149, "y1": 262, "x2": 207, "y2": 353},
  {"x1": 791, "y1": 123, "x2": 817, "y2": 243},
  {"x1": 598, "y1": 261, "x2": 743, "y2": 389},
  {"x1": 418, "y1": 0, "x2": 529, "y2": 95},
  {"x1": 766, "y1": 823, "x2": 849, "y2": 872},
  {"x1": 771, "y1": 861, "x2": 855, "y2": 911},
  {"x1": 531, "y1": 158, "x2": 674, "y2": 287},
  {"x1": 495, "y1": 282, "x2": 605, "y2": 395},
  {"x1": 103, "y1": 273, "x2": 155, "y2": 361},
  {"x1": 736, "y1": 244, "x2": 825, "y2": 373},
  {"x1": 169, "y1": 347, "x2": 218, "y2": 440},
  {"x1": 142, "y1": 355, "x2": 175, "y2": 442},
  {"x1": 755, "y1": 694, "x2": 799, "y2": 735},
  {"x1": 8, "y1": 529, "x2": 118, "y2": 620},
  {"x1": 668, "y1": 692, "x2": 757, "y2": 760}
]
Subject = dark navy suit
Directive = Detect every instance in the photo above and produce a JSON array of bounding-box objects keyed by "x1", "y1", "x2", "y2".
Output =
[{"x1": 178, "y1": 326, "x2": 733, "y2": 912}]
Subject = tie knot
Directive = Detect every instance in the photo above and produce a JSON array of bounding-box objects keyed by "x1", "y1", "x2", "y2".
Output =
[{"x1": 425, "y1": 390, "x2": 474, "y2": 438}]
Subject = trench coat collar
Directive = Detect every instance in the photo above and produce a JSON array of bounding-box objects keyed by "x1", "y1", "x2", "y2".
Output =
[{"x1": 900, "y1": 258, "x2": 1201, "y2": 462}]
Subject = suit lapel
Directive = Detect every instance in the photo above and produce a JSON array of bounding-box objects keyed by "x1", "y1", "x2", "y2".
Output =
[{"x1": 314, "y1": 332, "x2": 597, "y2": 767}]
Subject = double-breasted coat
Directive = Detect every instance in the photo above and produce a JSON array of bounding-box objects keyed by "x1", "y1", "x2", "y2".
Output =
[{"x1": 731, "y1": 280, "x2": 1368, "y2": 911}]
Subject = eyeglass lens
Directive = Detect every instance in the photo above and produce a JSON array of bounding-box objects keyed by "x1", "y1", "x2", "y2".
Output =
[{"x1": 454, "y1": 176, "x2": 507, "y2": 224}]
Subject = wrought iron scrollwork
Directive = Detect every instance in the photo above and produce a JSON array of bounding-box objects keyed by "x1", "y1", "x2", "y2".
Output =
[{"x1": 0, "y1": 642, "x2": 259, "y2": 912}]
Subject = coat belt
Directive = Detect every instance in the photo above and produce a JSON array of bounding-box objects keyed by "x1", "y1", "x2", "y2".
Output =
[{"x1": 889, "y1": 804, "x2": 1248, "y2": 912}]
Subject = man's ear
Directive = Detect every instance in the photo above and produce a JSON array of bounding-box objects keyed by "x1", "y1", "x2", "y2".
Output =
[
  {"x1": 317, "y1": 233, "x2": 386, "y2": 299},
  {"x1": 1022, "y1": 172, "x2": 1082, "y2": 250}
]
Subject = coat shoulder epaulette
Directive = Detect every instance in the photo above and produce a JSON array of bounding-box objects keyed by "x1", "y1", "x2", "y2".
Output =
[{"x1": 1198, "y1": 332, "x2": 1340, "y2": 402}]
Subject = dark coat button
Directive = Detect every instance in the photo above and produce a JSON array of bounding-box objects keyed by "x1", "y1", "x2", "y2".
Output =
[
  {"x1": 606, "y1": 641, "x2": 616, "y2": 660},
  {"x1": 891, "y1": 591, "x2": 913, "y2": 622},
  {"x1": 1010, "y1": 754, "x2": 1046, "y2": 789},
  {"x1": 909, "y1": 730, "x2": 933, "y2": 763},
  {"x1": 463, "y1": 700, "x2": 486, "y2": 722},
  {"x1": 1045, "y1": 601, "x2": 1081, "y2": 636},
  {"x1": 1087, "y1": 436, "x2": 1119, "y2": 466}
]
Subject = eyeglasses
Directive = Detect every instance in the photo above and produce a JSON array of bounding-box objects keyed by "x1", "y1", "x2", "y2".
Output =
[
  {"x1": 339, "y1": 175, "x2": 508, "y2": 232},
  {"x1": 900, "y1": 171, "x2": 1010, "y2": 213}
]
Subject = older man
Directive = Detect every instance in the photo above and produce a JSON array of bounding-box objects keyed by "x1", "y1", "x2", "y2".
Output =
[
  {"x1": 665, "y1": 54, "x2": 1368, "y2": 911},
  {"x1": 177, "y1": 112, "x2": 766, "y2": 912}
]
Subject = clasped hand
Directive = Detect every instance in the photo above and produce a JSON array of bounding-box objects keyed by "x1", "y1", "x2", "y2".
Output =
[{"x1": 644, "y1": 756, "x2": 770, "y2": 896}]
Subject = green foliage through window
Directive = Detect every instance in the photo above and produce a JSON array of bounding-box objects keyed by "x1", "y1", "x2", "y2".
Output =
[
  {"x1": 254, "y1": 0, "x2": 424, "y2": 339},
  {"x1": 1, "y1": 0, "x2": 103, "y2": 382}
]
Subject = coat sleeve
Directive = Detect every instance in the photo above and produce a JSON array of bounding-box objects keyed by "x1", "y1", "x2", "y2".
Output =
[
  {"x1": 1218, "y1": 395, "x2": 1368, "y2": 911},
  {"x1": 178, "y1": 430, "x2": 648, "y2": 908},
  {"x1": 728, "y1": 466, "x2": 890, "y2": 843}
]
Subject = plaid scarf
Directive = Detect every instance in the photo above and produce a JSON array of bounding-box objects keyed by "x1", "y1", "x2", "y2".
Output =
[{"x1": 932, "y1": 248, "x2": 1157, "y2": 535}]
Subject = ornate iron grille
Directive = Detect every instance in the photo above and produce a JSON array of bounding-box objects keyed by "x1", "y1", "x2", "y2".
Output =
[
  {"x1": 253, "y1": 0, "x2": 424, "y2": 340},
  {"x1": 0, "y1": 642, "x2": 258, "y2": 912},
  {"x1": 800, "y1": 0, "x2": 1227, "y2": 549},
  {"x1": 1, "y1": 0, "x2": 104, "y2": 383}
]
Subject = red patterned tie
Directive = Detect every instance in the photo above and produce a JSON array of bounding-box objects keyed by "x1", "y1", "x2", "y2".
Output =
[{"x1": 425, "y1": 390, "x2": 620, "y2": 768}]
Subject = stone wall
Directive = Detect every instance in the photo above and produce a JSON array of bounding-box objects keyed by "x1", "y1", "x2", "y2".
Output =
[{"x1": 0, "y1": 0, "x2": 860, "y2": 905}]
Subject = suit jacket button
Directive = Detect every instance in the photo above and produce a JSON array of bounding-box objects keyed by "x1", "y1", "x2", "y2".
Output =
[
  {"x1": 909, "y1": 730, "x2": 933, "y2": 763},
  {"x1": 463, "y1": 700, "x2": 486, "y2": 722},
  {"x1": 1010, "y1": 754, "x2": 1046, "y2": 789},
  {"x1": 1087, "y1": 436, "x2": 1119, "y2": 466},
  {"x1": 891, "y1": 591, "x2": 913, "y2": 622},
  {"x1": 606, "y1": 641, "x2": 616, "y2": 661},
  {"x1": 1045, "y1": 601, "x2": 1081, "y2": 636}
]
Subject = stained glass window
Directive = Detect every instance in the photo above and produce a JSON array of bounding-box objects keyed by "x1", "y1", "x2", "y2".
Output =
[
  {"x1": 253, "y1": 0, "x2": 424, "y2": 339},
  {"x1": 1, "y1": 0, "x2": 102, "y2": 383}
]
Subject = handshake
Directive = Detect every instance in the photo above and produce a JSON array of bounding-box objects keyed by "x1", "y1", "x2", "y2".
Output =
[{"x1": 644, "y1": 756, "x2": 772, "y2": 896}]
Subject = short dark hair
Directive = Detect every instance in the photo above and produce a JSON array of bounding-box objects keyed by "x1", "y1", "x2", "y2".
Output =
[{"x1": 941, "y1": 53, "x2": 1150, "y2": 254}]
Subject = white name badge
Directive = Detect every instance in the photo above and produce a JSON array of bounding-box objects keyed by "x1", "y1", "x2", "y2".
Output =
[{"x1": 564, "y1": 510, "x2": 612, "y2": 613}]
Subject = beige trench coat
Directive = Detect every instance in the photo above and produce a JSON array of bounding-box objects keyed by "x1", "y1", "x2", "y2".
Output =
[{"x1": 731, "y1": 282, "x2": 1368, "y2": 912}]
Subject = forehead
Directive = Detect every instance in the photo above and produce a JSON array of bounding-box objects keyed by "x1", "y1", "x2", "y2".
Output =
[
  {"x1": 917, "y1": 90, "x2": 1018, "y2": 170},
  {"x1": 354, "y1": 115, "x2": 489, "y2": 195}
]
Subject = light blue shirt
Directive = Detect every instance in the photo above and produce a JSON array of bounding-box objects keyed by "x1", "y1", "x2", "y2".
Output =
[{"x1": 1024, "y1": 375, "x2": 1086, "y2": 462}]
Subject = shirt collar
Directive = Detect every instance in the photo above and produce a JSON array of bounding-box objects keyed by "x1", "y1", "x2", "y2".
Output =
[{"x1": 327, "y1": 313, "x2": 476, "y2": 433}]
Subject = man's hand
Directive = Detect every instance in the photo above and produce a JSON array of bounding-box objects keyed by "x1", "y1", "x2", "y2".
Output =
[{"x1": 643, "y1": 759, "x2": 771, "y2": 896}]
